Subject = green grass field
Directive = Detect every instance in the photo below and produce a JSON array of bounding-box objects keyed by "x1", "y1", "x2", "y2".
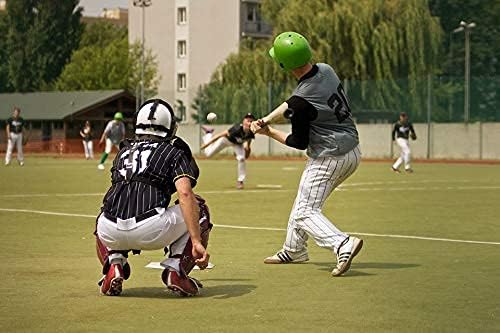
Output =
[{"x1": 0, "y1": 157, "x2": 499, "y2": 332}]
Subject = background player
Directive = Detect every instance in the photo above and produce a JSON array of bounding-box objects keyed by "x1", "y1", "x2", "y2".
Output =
[
  {"x1": 97, "y1": 112, "x2": 125, "y2": 170},
  {"x1": 80, "y1": 120, "x2": 94, "y2": 160},
  {"x1": 95, "y1": 98, "x2": 212, "y2": 297},
  {"x1": 252, "y1": 32, "x2": 363, "y2": 277},
  {"x1": 392, "y1": 112, "x2": 417, "y2": 173},
  {"x1": 200, "y1": 113, "x2": 255, "y2": 189},
  {"x1": 5, "y1": 107, "x2": 25, "y2": 166}
]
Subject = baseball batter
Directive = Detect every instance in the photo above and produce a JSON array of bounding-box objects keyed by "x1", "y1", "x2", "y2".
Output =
[
  {"x1": 252, "y1": 32, "x2": 363, "y2": 277},
  {"x1": 392, "y1": 112, "x2": 417, "y2": 173},
  {"x1": 95, "y1": 99, "x2": 212, "y2": 296},
  {"x1": 97, "y1": 112, "x2": 125, "y2": 170},
  {"x1": 5, "y1": 107, "x2": 25, "y2": 166},
  {"x1": 200, "y1": 113, "x2": 255, "y2": 189}
]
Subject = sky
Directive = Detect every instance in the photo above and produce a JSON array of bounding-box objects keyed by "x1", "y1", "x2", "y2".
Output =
[{"x1": 78, "y1": 0, "x2": 128, "y2": 17}]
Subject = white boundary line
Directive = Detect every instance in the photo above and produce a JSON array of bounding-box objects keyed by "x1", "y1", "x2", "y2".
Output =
[
  {"x1": 1, "y1": 183, "x2": 499, "y2": 198},
  {"x1": 1, "y1": 207, "x2": 499, "y2": 246}
]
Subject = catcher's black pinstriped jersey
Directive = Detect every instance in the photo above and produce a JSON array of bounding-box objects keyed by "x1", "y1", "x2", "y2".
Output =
[{"x1": 101, "y1": 138, "x2": 198, "y2": 220}]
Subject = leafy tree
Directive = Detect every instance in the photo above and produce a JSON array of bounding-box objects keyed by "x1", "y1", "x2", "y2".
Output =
[
  {"x1": 56, "y1": 31, "x2": 159, "y2": 97},
  {"x1": 194, "y1": 0, "x2": 443, "y2": 123},
  {"x1": 79, "y1": 21, "x2": 127, "y2": 49},
  {"x1": 0, "y1": 12, "x2": 9, "y2": 92},
  {"x1": 6, "y1": 0, "x2": 83, "y2": 92},
  {"x1": 429, "y1": 0, "x2": 500, "y2": 121}
]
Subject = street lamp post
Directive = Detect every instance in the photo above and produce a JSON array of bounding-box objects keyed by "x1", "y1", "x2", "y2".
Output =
[
  {"x1": 453, "y1": 20, "x2": 476, "y2": 123},
  {"x1": 133, "y1": 0, "x2": 152, "y2": 106}
]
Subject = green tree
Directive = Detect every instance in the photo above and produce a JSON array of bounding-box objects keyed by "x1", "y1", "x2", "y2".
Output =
[
  {"x1": 56, "y1": 34, "x2": 159, "y2": 97},
  {"x1": 195, "y1": 0, "x2": 443, "y2": 123},
  {"x1": 429, "y1": 0, "x2": 500, "y2": 121},
  {"x1": 79, "y1": 21, "x2": 127, "y2": 49},
  {"x1": 0, "y1": 12, "x2": 9, "y2": 92},
  {"x1": 6, "y1": 0, "x2": 83, "y2": 92}
]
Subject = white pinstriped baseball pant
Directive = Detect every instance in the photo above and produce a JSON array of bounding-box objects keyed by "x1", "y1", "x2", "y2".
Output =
[{"x1": 283, "y1": 145, "x2": 361, "y2": 253}]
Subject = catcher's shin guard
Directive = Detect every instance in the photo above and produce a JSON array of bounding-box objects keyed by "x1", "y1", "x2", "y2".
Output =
[
  {"x1": 95, "y1": 230, "x2": 131, "y2": 280},
  {"x1": 170, "y1": 195, "x2": 213, "y2": 276},
  {"x1": 95, "y1": 231, "x2": 109, "y2": 265}
]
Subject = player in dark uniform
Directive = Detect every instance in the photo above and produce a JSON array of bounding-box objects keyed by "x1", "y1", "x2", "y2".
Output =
[
  {"x1": 5, "y1": 107, "x2": 26, "y2": 166},
  {"x1": 200, "y1": 113, "x2": 255, "y2": 189},
  {"x1": 95, "y1": 98, "x2": 212, "y2": 297},
  {"x1": 392, "y1": 112, "x2": 417, "y2": 173}
]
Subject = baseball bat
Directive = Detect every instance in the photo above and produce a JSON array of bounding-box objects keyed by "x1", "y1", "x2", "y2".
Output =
[{"x1": 251, "y1": 102, "x2": 294, "y2": 133}]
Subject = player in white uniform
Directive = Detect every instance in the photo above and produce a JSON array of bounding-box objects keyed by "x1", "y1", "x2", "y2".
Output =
[
  {"x1": 200, "y1": 113, "x2": 255, "y2": 189},
  {"x1": 97, "y1": 112, "x2": 125, "y2": 170},
  {"x1": 5, "y1": 107, "x2": 25, "y2": 166},
  {"x1": 80, "y1": 121, "x2": 94, "y2": 159},
  {"x1": 392, "y1": 112, "x2": 417, "y2": 173},
  {"x1": 253, "y1": 32, "x2": 363, "y2": 277}
]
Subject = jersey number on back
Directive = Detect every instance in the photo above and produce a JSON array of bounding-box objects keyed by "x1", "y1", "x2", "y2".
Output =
[
  {"x1": 118, "y1": 143, "x2": 157, "y2": 178},
  {"x1": 327, "y1": 84, "x2": 352, "y2": 123}
]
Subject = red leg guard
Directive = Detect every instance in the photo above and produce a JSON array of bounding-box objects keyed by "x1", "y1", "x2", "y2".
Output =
[
  {"x1": 171, "y1": 195, "x2": 213, "y2": 276},
  {"x1": 95, "y1": 231, "x2": 109, "y2": 266}
]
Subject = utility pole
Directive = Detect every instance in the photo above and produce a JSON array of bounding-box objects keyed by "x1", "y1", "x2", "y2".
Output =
[
  {"x1": 453, "y1": 20, "x2": 476, "y2": 123},
  {"x1": 133, "y1": 0, "x2": 152, "y2": 106}
]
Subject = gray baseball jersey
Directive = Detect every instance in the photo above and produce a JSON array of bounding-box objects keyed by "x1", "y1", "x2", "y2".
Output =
[
  {"x1": 292, "y1": 63, "x2": 359, "y2": 158},
  {"x1": 104, "y1": 120, "x2": 126, "y2": 144}
]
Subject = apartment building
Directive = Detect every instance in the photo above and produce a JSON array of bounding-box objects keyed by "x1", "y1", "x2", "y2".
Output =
[{"x1": 128, "y1": 0, "x2": 271, "y2": 123}]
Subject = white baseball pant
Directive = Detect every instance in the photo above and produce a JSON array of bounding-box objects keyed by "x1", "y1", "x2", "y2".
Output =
[
  {"x1": 5, "y1": 132, "x2": 24, "y2": 164},
  {"x1": 105, "y1": 138, "x2": 119, "y2": 154},
  {"x1": 97, "y1": 205, "x2": 205, "y2": 273},
  {"x1": 393, "y1": 138, "x2": 411, "y2": 170},
  {"x1": 202, "y1": 133, "x2": 246, "y2": 182},
  {"x1": 82, "y1": 140, "x2": 94, "y2": 159},
  {"x1": 283, "y1": 145, "x2": 361, "y2": 253}
]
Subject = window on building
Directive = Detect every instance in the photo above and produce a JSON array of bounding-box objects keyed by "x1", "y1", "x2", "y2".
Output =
[
  {"x1": 246, "y1": 2, "x2": 258, "y2": 21},
  {"x1": 177, "y1": 73, "x2": 187, "y2": 91},
  {"x1": 177, "y1": 7, "x2": 187, "y2": 24},
  {"x1": 177, "y1": 40, "x2": 187, "y2": 58}
]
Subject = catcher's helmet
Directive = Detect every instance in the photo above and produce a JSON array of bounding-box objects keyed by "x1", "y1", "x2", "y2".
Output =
[
  {"x1": 269, "y1": 32, "x2": 312, "y2": 71},
  {"x1": 114, "y1": 112, "x2": 124, "y2": 120},
  {"x1": 135, "y1": 99, "x2": 177, "y2": 139}
]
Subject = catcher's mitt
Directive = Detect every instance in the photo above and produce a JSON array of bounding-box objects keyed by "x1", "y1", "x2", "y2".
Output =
[{"x1": 410, "y1": 133, "x2": 417, "y2": 141}]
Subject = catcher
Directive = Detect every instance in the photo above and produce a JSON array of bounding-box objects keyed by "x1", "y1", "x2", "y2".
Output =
[{"x1": 95, "y1": 98, "x2": 212, "y2": 297}]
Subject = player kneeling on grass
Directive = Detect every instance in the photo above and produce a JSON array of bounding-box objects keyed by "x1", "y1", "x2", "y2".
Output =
[
  {"x1": 252, "y1": 32, "x2": 363, "y2": 277},
  {"x1": 95, "y1": 99, "x2": 212, "y2": 296}
]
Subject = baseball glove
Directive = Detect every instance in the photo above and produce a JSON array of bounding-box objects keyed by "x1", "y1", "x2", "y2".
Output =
[
  {"x1": 22, "y1": 135, "x2": 29, "y2": 146},
  {"x1": 410, "y1": 133, "x2": 417, "y2": 140}
]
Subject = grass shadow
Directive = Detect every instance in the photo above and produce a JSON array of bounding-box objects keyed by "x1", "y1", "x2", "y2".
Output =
[
  {"x1": 311, "y1": 262, "x2": 420, "y2": 275},
  {"x1": 122, "y1": 283, "x2": 256, "y2": 299}
]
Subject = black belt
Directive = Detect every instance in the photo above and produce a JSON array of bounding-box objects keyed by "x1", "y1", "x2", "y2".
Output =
[{"x1": 103, "y1": 208, "x2": 159, "y2": 223}]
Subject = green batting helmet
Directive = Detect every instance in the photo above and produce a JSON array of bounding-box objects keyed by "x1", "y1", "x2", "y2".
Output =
[
  {"x1": 114, "y1": 112, "x2": 124, "y2": 120},
  {"x1": 269, "y1": 32, "x2": 312, "y2": 71}
]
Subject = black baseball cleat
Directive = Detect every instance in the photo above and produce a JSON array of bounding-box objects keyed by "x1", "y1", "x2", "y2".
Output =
[
  {"x1": 391, "y1": 167, "x2": 401, "y2": 173},
  {"x1": 405, "y1": 168, "x2": 414, "y2": 173}
]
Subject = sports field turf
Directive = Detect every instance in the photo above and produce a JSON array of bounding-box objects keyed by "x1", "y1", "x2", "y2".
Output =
[{"x1": 0, "y1": 157, "x2": 499, "y2": 332}]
